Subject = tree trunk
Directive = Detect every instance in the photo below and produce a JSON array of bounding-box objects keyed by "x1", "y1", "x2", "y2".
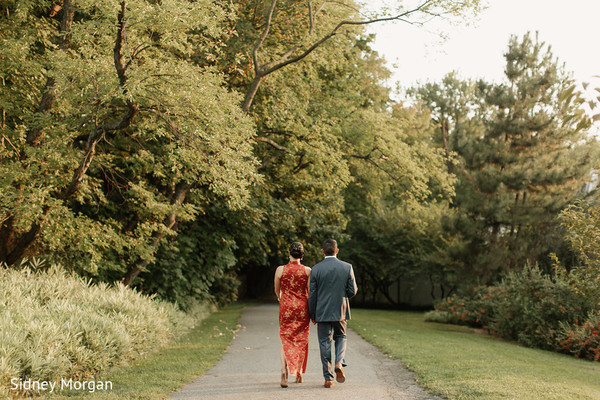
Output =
[
  {"x1": 0, "y1": 215, "x2": 15, "y2": 262},
  {"x1": 3, "y1": 206, "x2": 49, "y2": 265},
  {"x1": 430, "y1": 275, "x2": 436, "y2": 301},
  {"x1": 440, "y1": 119, "x2": 453, "y2": 173},
  {"x1": 1, "y1": 77, "x2": 5, "y2": 129},
  {"x1": 367, "y1": 271, "x2": 397, "y2": 305}
]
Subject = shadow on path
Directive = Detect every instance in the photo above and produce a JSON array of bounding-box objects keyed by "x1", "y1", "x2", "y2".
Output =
[{"x1": 171, "y1": 304, "x2": 442, "y2": 400}]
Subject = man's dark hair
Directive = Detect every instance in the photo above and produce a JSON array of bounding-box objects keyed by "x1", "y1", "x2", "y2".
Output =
[{"x1": 322, "y1": 238, "x2": 338, "y2": 256}]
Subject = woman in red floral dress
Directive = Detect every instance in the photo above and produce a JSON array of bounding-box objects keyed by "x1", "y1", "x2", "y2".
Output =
[{"x1": 274, "y1": 242, "x2": 311, "y2": 388}]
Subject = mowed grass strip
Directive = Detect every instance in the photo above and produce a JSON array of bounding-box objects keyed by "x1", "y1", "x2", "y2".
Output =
[
  {"x1": 350, "y1": 309, "x2": 600, "y2": 400},
  {"x1": 48, "y1": 303, "x2": 245, "y2": 400}
]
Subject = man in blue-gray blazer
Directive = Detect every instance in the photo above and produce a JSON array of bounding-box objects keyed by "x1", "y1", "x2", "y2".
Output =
[{"x1": 309, "y1": 238, "x2": 358, "y2": 388}]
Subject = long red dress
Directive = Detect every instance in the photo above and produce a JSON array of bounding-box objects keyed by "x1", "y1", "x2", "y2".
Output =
[{"x1": 278, "y1": 261, "x2": 310, "y2": 375}]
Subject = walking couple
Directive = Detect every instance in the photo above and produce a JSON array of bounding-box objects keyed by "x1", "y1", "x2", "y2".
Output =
[{"x1": 274, "y1": 239, "x2": 358, "y2": 388}]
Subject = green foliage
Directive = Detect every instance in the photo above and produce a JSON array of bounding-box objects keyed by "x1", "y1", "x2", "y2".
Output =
[
  {"x1": 0, "y1": 263, "x2": 192, "y2": 398},
  {"x1": 0, "y1": 0, "x2": 258, "y2": 275},
  {"x1": 551, "y1": 203, "x2": 600, "y2": 361},
  {"x1": 332, "y1": 59, "x2": 458, "y2": 305},
  {"x1": 554, "y1": 203, "x2": 600, "y2": 306},
  {"x1": 139, "y1": 201, "x2": 242, "y2": 309},
  {"x1": 427, "y1": 287, "x2": 492, "y2": 327},
  {"x1": 6, "y1": 0, "x2": 579, "y2": 316},
  {"x1": 558, "y1": 310, "x2": 600, "y2": 361},
  {"x1": 431, "y1": 264, "x2": 594, "y2": 358},
  {"x1": 0, "y1": 0, "x2": 488, "y2": 308},
  {"x1": 488, "y1": 265, "x2": 586, "y2": 350},
  {"x1": 219, "y1": 3, "x2": 402, "y2": 293}
]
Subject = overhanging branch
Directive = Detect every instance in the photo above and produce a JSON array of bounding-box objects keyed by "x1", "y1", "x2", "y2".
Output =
[
  {"x1": 253, "y1": 0, "x2": 278, "y2": 75},
  {"x1": 264, "y1": 0, "x2": 434, "y2": 74},
  {"x1": 254, "y1": 136, "x2": 288, "y2": 151},
  {"x1": 244, "y1": 0, "x2": 435, "y2": 112}
]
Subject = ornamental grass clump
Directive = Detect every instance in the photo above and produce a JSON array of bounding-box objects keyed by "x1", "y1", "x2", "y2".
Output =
[{"x1": 0, "y1": 264, "x2": 193, "y2": 397}]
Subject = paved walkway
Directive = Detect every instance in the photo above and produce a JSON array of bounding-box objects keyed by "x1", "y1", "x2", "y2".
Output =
[{"x1": 171, "y1": 304, "x2": 442, "y2": 400}]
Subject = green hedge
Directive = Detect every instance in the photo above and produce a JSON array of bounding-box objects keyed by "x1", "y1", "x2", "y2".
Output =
[
  {"x1": 427, "y1": 265, "x2": 599, "y2": 360},
  {"x1": 0, "y1": 264, "x2": 193, "y2": 397}
]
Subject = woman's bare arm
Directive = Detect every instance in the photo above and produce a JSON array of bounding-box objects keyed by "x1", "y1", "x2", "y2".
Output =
[
  {"x1": 274, "y1": 266, "x2": 283, "y2": 301},
  {"x1": 305, "y1": 266, "x2": 311, "y2": 292}
]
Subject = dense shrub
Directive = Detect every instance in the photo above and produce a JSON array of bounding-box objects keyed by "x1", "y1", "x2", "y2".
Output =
[
  {"x1": 558, "y1": 310, "x2": 600, "y2": 361},
  {"x1": 427, "y1": 286, "x2": 494, "y2": 327},
  {"x1": 429, "y1": 264, "x2": 592, "y2": 355},
  {"x1": 0, "y1": 264, "x2": 193, "y2": 397},
  {"x1": 488, "y1": 266, "x2": 587, "y2": 350},
  {"x1": 140, "y1": 216, "x2": 240, "y2": 310}
]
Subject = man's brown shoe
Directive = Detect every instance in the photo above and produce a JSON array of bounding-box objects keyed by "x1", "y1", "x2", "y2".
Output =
[
  {"x1": 324, "y1": 381, "x2": 334, "y2": 388},
  {"x1": 334, "y1": 364, "x2": 346, "y2": 383}
]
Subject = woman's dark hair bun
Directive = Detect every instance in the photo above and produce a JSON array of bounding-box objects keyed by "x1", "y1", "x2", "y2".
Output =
[{"x1": 289, "y1": 242, "x2": 304, "y2": 259}]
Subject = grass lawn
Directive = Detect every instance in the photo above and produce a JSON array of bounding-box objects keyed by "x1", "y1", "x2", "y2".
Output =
[
  {"x1": 48, "y1": 303, "x2": 245, "y2": 399},
  {"x1": 350, "y1": 309, "x2": 600, "y2": 400}
]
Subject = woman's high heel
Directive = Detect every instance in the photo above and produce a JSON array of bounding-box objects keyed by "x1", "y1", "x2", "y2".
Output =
[
  {"x1": 296, "y1": 372, "x2": 303, "y2": 383},
  {"x1": 280, "y1": 372, "x2": 288, "y2": 388}
]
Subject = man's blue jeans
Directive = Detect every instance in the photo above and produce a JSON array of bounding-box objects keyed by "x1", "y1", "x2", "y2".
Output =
[{"x1": 317, "y1": 321, "x2": 347, "y2": 381}]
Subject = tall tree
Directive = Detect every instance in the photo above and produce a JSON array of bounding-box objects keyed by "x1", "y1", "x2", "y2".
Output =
[
  {"x1": 412, "y1": 33, "x2": 599, "y2": 288},
  {"x1": 342, "y1": 103, "x2": 458, "y2": 304},
  {"x1": 0, "y1": 1, "x2": 258, "y2": 279},
  {"x1": 478, "y1": 32, "x2": 597, "y2": 273}
]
